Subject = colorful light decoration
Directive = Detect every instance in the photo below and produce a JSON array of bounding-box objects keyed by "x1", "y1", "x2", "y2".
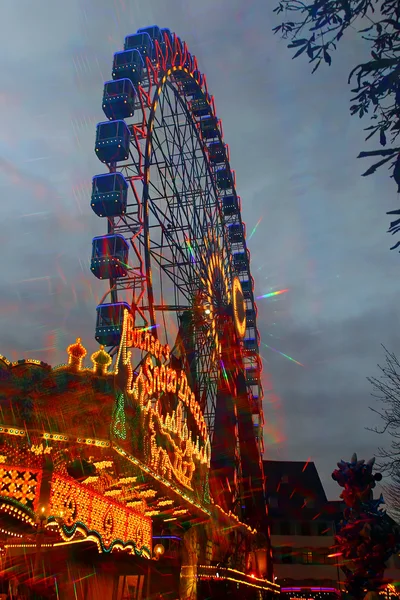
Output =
[
  {"x1": 114, "y1": 308, "x2": 211, "y2": 494},
  {"x1": 49, "y1": 474, "x2": 152, "y2": 552},
  {"x1": 0, "y1": 29, "x2": 280, "y2": 591},
  {"x1": 0, "y1": 467, "x2": 42, "y2": 510},
  {"x1": 203, "y1": 250, "x2": 231, "y2": 356},
  {"x1": 196, "y1": 565, "x2": 279, "y2": 592},
  {"x1": 0, "y1": 313, "x2": 263, "y2": 564},
  {"x1": 232, "y1": 276, "x2": 246, "y2": 339}
]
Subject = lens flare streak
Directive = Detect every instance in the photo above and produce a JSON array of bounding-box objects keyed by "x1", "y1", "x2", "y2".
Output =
[
  {"x1": 257, "y1": 289, "x2": 289, "y2": 300},
  {"x1": 248, "y1": 216, "x2": 263, "y2": 241},
  {"x1": 262, "y1": 342, "x2": 304, "y2": 367}
]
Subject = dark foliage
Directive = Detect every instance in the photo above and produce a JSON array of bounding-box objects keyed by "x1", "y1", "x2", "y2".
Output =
[
  {"x1": 368, "y1": 346, "x2": 400, "y2": 519},
  {"x1": 273, "y1": 0, "x2": 400, "y2": 246},
  {"x1": 332, "y1": 453, "x2": 400, "y2": 598}
]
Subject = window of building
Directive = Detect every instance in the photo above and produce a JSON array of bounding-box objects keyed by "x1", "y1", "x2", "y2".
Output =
[
  {"x1": 318, "y1": 522, "x2": 330, "y2": 536},
  {"x1": 269, "y1": 495, "x2": 278, "y2": 508},
  {"x1": 302, "y1": 550, "x2": 313, "y2": 564},
  {"x1": 322, "y1": 550, "x2": 334, "y2": 564},
  {"x1": 281, "y1": 546, "x2": 292, "y2": 564},
  {"x1": 300, "y1": 521, "x2": 311, "y2": 536},
  {"x1": 280, "y1": 521, "x2": 291, "y2": 535},
  {"x1": 270, "y1": 522, "x2": 280, "y2": 536},
  {"x1": 313, "y1": 549, "x2": 327, "y2": 565}
]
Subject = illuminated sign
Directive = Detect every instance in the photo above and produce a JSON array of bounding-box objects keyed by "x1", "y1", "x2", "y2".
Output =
[
  {"x1": 125, "y1": 313, "x2": 170, "y2": 361},
  {"x1": 117, "y1": 309, "x2": 211, "y2": 493},
  {"x1": 124, "y1": 310, "x2": 208, "y2": 442}
]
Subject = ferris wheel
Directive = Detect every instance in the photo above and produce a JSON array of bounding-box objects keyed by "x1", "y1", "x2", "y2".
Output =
[{"x1": 90, "y1": 25, "x2": 266, "y2": 530}]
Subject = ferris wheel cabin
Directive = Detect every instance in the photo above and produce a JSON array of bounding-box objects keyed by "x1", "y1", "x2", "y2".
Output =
[
  {"x1": 102, "y1": 78, "x2": 136, "y2": 121},
  {"x1": 95, "y1": 301, "x2": 131, "y2": 346},
  {"x1": 135, "y1": 26, "x2": 175, "y2": 57},
  {"x1": 176, "y1": 68, "x2": 203, "y2": 95},
  {"x1": 200, "y1": 115, "x2": 219, "y2": 140},
  {"x1": 190, "y1": 97, "x2": 212, "y2": 117},
  {"x1": 241, "y1": 278, "x2": 254, "y2": 299},
  {"x1": 233, "y1": 251, "x2": 249, "y2": 273},
  {"x1": 112, "y1": 50, "x2": 144, "y2": 85},
  {"x1": 227, "y1": 223, "x2": 245, "y2": 244},
  {"x1": 91, "y1": 172, "x2": 128, "y2": 218},
  {"x1": 245, "y1": 307, "x2": 256, "y2": 327},
  {"x1": 208, "y1": 140, "x2": 225, "y2": 164},
  {"x1": 216, "y1": 165, "x2": 234, "y2": 191},
  {"x1": 91, "y1": 233, "x2": 129, "y2": 279},
  {"x1": 137, "y1": 25, "x2": 163, "y2": 45},
  {"x1": 221, "y1": 195, "x2": 240, "y2": 217},
  {"x1": 124, "y1": 32, "x2": 154, "y2": 59},
  {"x1": 95, "y1": 120, "x2": 131, "y2": 163}
]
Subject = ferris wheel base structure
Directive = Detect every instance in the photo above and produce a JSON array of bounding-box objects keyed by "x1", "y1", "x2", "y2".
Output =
[{"x1": 87, "y1": 24, "x2": 274, "y2": 595}]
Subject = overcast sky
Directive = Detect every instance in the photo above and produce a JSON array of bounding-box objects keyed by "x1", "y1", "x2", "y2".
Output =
[{"x1": 1, "y1": 0, "x2": 399, "y2": 499}]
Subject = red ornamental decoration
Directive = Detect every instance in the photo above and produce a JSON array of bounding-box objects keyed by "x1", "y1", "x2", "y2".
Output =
[{"x1": 332, "y1": 453, "x2": 400, "y2": 599}]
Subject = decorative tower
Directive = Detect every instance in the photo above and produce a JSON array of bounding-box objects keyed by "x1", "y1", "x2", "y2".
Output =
[
  {"x1": 91, "y1": 345, "x2": 112, "y2": 375},
  {"x1": 66, "y1": 338, "x2": 87, "y2": 371}
]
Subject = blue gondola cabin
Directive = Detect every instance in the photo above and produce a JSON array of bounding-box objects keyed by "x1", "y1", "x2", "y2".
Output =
[
  {"x1": 216, "y1": 166, "x2": 233, "y2": 191},
  {"x1": 222, "y1": 195, "x2": 240, "y2": 217},
  {"x1": 233, "y1": 252, "x2": 248, "y2": 273},
  {"x1": 102, "y1": 79, "x2": 136, "y2": 121},
  {"x1": 246, "y1": 367, "x2": 260, "y2": 386},
  {"x1": 160, "y1": 28, "x2": 174, "y2": 51},
  {"x1": 91, "y1": 173, "x2": 128, "y2": 218},
  {"x1": 95, "y1": 302, "x2": 130, "y2": 346},
  {"x1": 182, "y1": 79, "x2": 199, "y2": 97},
  {"x1": 208, "y1": 141, "x2": 225, "y2": 164},
  {"x1": 95, "y1": 120, "x2": 130, "y2": 163},
  {"x1": 112, "y1": 50, "x2": 143, "y2": 85},
  {"x1": 191, "y1": 97, "x2": 211, "y2": 117},
  {"x1": 245, "y1": 308, "x2": 256, "y2": 327},
  {"x1": 136, "y1": 25, "x2": 163, "y2": 44},
  {"x1": 124, "y1": 32, "x2": 153, "y2": 59},
  {"x1": 91, "y1": 234, "x2": 129, "y2": 279},
  {"x1": 200, "y1": 116, "x2": 219, "y2": 140},
  {"x1": 241, "y1": 279, "x2": 253, "y2": 299},
  {"x1": 244, "y1": 338, "x2": 257, "y2": 352},
  {"x1": 227, "y1": 223, "x2": 244, "y2": 244}
]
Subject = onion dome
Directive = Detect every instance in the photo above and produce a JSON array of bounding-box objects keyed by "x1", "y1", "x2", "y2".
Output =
[
  {"x1": 91, "y1": 345, "x2": 112, "y2": 375},
  {"x1": 66, "y1": 338, "x2": 87, "y2": 370}
]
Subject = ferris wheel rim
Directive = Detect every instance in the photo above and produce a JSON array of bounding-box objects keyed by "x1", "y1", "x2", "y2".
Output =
[
  {"x1": 91, "y1": 26, "x2": 265, "y2": 449},
  {"x1": 141, "y1": 70, "x2": 230, "y2": 335}
]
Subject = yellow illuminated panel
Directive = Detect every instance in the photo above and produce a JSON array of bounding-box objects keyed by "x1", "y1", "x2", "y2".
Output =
[
  {"x1": 49, "y1": 475, "x2": 152, "y2": 552},
  {"x1": 0, "y1": 467, "x2": 42, "y2": 510},
  {"x1": 232, "y1": 277, "x2": 246, "y2": 339}
]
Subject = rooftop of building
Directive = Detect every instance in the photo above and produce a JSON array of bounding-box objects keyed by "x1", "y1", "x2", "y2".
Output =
[{"x1": 263, "y1": 460, "x2": 344, "y2": 521}]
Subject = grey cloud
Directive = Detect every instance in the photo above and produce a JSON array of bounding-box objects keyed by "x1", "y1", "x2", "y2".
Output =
[{"x1": 0, "y1": 0, "x2": 398, "y2": 500}]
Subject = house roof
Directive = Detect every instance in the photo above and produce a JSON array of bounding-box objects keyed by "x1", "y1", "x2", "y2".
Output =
[{"x1": 263, "y1": 460, "x2": 344, "y2": 521}]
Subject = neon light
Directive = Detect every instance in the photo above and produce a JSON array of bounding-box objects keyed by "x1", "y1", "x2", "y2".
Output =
[
  {"x1": 125, "y1": 312, "x2": 170, "y2": 360},
  {"x1": 112, "y1": 392, "x2": 127, "y2": 440},
  {"x1": 117, "y1": 310, "x2": 211, "y2": 492},
  {"x1": 232, "y1": 277, "x2": 246, "y2": 339}
]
